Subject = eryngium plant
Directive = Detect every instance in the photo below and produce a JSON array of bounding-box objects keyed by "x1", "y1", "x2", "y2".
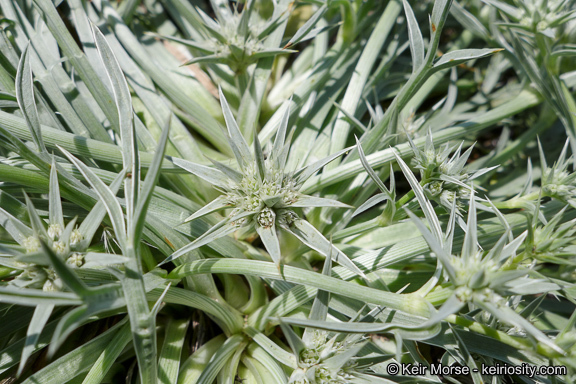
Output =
[
  {"x1": 0, "y1": 0, "x2": 575, "y2": 382},
  {"x1": 163, "y1": 89, "x2": 364, "y2": 276}
]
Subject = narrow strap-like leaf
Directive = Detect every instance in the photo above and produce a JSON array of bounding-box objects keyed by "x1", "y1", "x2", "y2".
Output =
[
  {"x1": 92, "y1": 25, "x2": 139, "y2": 234},
  {"x1": 171, "y1": 157, "x2": 229, "y2": 188},
  {"x1": 284, "y1": 4, "x2": 327, "y2": 48},
  {"x1": 288, "y1": 195, "x2": 352, "y2": 209},
  {"x1": 23, "y1": 193, "x2": 49, "y2": 240},
  {"x1": 219, "y1": 87, "x2": 252, "y2": 169},
  {"x1": 17, "y1": 304, "x2": 54, "y2": 377},
  {"x1": 432, "y1": 48, "x2": 504, "y2": 72},
  {"x1": 256, "y1": 223, "x2": 281, "y2": 267},
  {"x1": 294, "y1": 146, "x2": 354, "y2": 186},
  {"x1": 184, "y1": 196, "x2": 229, "y2": 223},
  {"x1": 132, "y1": 117, "x2": 170, "y2": 244},
  {"x1": 403, "y1": 0, "x2": 424, "y2": 71},
  {"x1": 59, "y1": 146, "x2": 127, "y2": 249},
  {"x1": 49, "y1": 156, "x2": 64, "y2": 229},
  {"x1": 352, "y1": 193, "x2": 390, "y2": 217},
  {"x1": 78, "y1": 170, "x2": 126, "y2": 250},
  {"x1": 283, "y1": 219, "x2": 365, "y2": 277},
  {"x1": 253, "y1": 133, "x2": 266, "y2": 181},
  {"x1": 15, "y1": 44, "x2": 45, "y2": 153}
]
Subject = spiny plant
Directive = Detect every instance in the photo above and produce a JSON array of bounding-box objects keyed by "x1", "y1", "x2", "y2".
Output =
[{"x1": 0, "y1": 0, "x2": 575, "y2": 383}]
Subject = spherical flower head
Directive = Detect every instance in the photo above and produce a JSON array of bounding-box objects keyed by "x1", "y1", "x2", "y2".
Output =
[
  {"x1": 52, "y1": 240, "x2": 67, "y2": 255},
  {"x1": 257, "y1": 208, "x2": 275, "y2": 228},
  {"x1": 70, "y1": 229, "x2": 83, "y2": 246},
  {"x1": 23, "y1": 236, "x2": 41, "y2": 253},
  {"x1": 48, "y1": 223, "x2": 63, "y2": 240},
  {"x1": 67, "y1": 253, "x2": 85, "y2": 268}
]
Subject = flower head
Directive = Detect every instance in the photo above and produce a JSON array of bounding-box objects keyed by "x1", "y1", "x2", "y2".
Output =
[{"x1": 164, "y1": 90, "x2": 364, "y2": 276}]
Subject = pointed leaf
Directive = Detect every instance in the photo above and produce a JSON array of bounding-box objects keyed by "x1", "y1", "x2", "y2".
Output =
[
  {"x1": 288, "y1": 195, "x2": 352, "y2": 209},
  {"x1": 433, "y1": 48, "x2": 504, "y2": 72},
  {"x1": 49, "y1": 157, "x2": 64, "y2": 229},
  {"x1": 219, "y1": 87, "x2": 252, "y2": 169},
  {"x1": 294, "y1": 146, "x2": 354, "y2": 186},
  {"x1": 15, "y1": 44, "x2": 45, "y2": 153},
  {"x1": 403, "y1": 0, "x2": 425, "y2": 71},
  {"x1": 256, "y1": 223, "x2": 282, "y2": 267},
  {"x1": 283, "y1": 219, "x2": 364, "y2": 277},
  {"x1": 59, "y1": 147, "x2": 127, "y2": 249},
  {"x1": 132, "y1": 117, "x2": 170, "y2": 244},
  {"x1": 18, "y1": 304, "x2": 54, "y2": 377},
  {"x1": 184, "y1": 196, "x2": 230, "y2": 223},
  {"x1": 172, "y1": 157, "x2": 230, "y2": 188},
  {"x1": 352, "y1": 193, "x2": 390, "y2": 217},
  {"x1": 253, "y1": 134, "x2": 266, "y2": 181},
  {"x1": 284, "y1": 5, "x2": 327, "y2": 48}
]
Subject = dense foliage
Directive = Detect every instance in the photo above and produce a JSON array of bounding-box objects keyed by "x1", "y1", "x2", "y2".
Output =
[{"x1": 0, "y1": 0, "x2": 575, "y2": 383}]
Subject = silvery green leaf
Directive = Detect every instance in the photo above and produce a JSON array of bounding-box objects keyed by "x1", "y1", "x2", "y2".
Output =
[
  {"x1": 357, "y1": 138, "x2": 392, "y2": 195},
  {"x1": 0, "y1": 286, "x2": 81, "y2": 306},
  {"x1": 271, "y1": 100, "x2": 291, "y2": 167},
  {"x1": 283, "y1": 219, "x2": 364, "y2": 277},
  {"x1": 284, "y1": 4, "x2": 327, "y2": 48},
  {"x1": 450, "y1": 1, "x2": 490, "y2": 41},
  {"x1": 184, "y1": 196, "x2": 229, "y2": 223},
  {"x1": 132, "y1": 116, "x2": 170, "y2": 244},
  {"x1": 352, "y1": 193, "x2": 390, "y2": 217},
  {"x1": 311, "y1": 256, "x2": 331, "y2": 322},
  {"x1": 83, "y1": 253, "x2": 131, "y2": 268},
  {"x1": 0, "y1": 207, "x2": 33, "y2": 244},
  {"x1": 171, "y1": 157, "x2": 229, "y2": 188},
  {"x1": 403, "y1": 0, "x2": 424, "y2": 71},
  {"x1": 151, "y1": 282, "x2": 171, "y2": 318},
  {"x1": 92, "y1": 25, "x2": 134, "y2": 176},
  {"x1": 58, "y1": 147, "x2": 127, "y2": 249},
  {"x1": 393, "y1": 151, "x2": 442, "y2": 242},
  {"x1": 196, "y1": 334, "x2": 244, "y2": 384},
  {"x1": 433, "y1": 48, "x2": 504, "y2": 72},
  {"x1": 81, "y1": 322, "x2": 132, "y2": 384},
  {"x1": 244, "y1": 327, "x2": 298, "y2": 368},
  {"x1": 251, "y1": 48, "x2": 297, "y2": 60},
  {"x1": 462, "y1": 189, "x2": 477, "y2": 260},
  {"x1": 288, "y1": 195, "x2": 352, "y2": 209},
  {"x1": 181, "y1": 54, "x2": 228, "y2": 66},
  {"x1": 279, "y1": 321, "x2": 306, "y2": 357},
  {"x1": 474, "y1": 299, "x2": 565, "y2": 355},
  {"x1": 449, "y1": 324, "x2": 483, "y2": 384},
  {"x1": 253, "y1": 133, "x2": 266, "y2": 181},
  {"x1": 497, "y1": 230, "x2": 528, "y2": 264},
  {"x1": 49, "y1": 157, "x2": 64, "y2": 229},
  {"x1": 78, "y1": 170, "x2": 126, "y2": 250},
  {"x1": 481, "y1": 0, "x2": 522, "y2": 21},
  {"x1": 23, "y1": 193, "x2": 49, "y2": 240},
  {"x1": 149, "y1": 33, "x2": 213, "y2": 54},
  {"x1": 15, "y1": 44, "x2": 45, "y2": 153},
  {"x1": 18, "y1": 304, "x2": 54, "y2": 377},
  {"x1": 163, "y1": 212, "x2": 252, "y2": 265},
  {"x1": 324, "y1": 341, "x2": 367, "y2": 371},
  {"x1": 256, "y1": 222, "x2": 281, "y2": 267},
  {"x1": 157, "y1": 318, "x2": 188, "y2": 384},
  {"x1": 405, "y1": 210, "x2": 457, "y2": 283},
  {"x1": 294, "y1": 146, "x2": 354, "y2": 186},
  {"x1": 417, "y1": 294, "x2": 464, "y2": 329},
  {"x1": 219, "y1": 87, "x2": 252, "y2": 170},
  {"x1": 48, "y1": 305, "x2": 92, "y2": 358},
  {"x1": 208, "y1": 158, "x2": 243, "y2": 183},
  {"x1": 332, "y1": 100, "x2": 368, "y2": 133},
  {"x1": 501, "y1": 277, "x2": 560, "y2": 295}
]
